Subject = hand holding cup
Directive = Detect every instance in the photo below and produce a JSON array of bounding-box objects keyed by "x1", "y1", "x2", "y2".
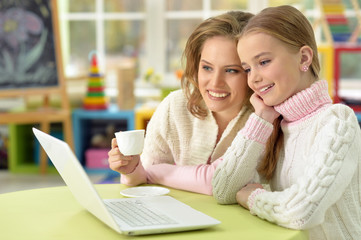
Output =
[
  {"x1": 108, "y1": 130, "x2": 145, "y2": 174},
  {"x1": 114, "y1": 130, "x2": 145, "y2": 156}
]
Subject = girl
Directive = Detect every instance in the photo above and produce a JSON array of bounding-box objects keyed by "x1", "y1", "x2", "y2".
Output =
[
  {"x1": 108, "y1": 11, "x2": 254, "y2": 194},
  {"x1": 212, "y1": 5, "x2": 361, "y2": 239}
]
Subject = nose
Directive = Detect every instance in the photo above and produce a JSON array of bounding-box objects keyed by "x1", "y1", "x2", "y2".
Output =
[
  {"x1": 248, "y1": 70, "x2": 261, "y2": 84},
  {"x1": 210, "y1": 70, "x2": 225, "y2": 87}
]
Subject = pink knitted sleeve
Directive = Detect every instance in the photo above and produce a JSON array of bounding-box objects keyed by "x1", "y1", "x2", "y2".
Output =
[{"x1": 145, "y1": 158, "x2": 223, "y2": 195}]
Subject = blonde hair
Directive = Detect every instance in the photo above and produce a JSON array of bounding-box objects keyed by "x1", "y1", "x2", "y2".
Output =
[
  {"x1": 240, "y1": 5, "x2": 320, "y2": 180},
  {"x1": 181, "y1": 11, "x2": 254, "y2": 119}
]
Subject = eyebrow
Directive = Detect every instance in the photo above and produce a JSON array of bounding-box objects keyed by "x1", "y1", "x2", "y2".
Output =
[
  {"x1": 200, "y1": 59, "x2": 212, "y2": 65},
  {"x1": 200, "y1": 59, "x2": 242, "y2": 68},
  {"x1": 241, "y1": 51, "x2": 271, "y2": 66}
]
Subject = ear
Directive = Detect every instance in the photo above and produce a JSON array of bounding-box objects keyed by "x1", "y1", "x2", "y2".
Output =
[{"x1": 299, "y1": 45, "x2": 313, "y2": 72}]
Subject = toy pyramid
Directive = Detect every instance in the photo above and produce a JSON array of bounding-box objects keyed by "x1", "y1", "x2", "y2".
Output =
[{"x1": 83, "y1": 53, "x2": 108, "y2": 110}]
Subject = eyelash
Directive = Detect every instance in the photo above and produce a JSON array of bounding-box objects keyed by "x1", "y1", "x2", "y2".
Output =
[
  {"x1": 243, "y1": 59, "x2": 271, "y2": 74},
  {"x1": 260, "y1": 59, "x2": 270, "y2": 66},
  {"x1": 202, "y1": 66, "x2": 239, "y2": 73},
  {"x1": 202, "y1": 66, "x2": 212, "y2": 71},
  {"x1": 226, "y1": 69, "x2": 239, "y2": 73}
]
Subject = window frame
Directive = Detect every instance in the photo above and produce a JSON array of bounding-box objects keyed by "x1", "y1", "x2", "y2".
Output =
[{"x1": 58, "y1": 0, "x2": 301, "y2": 86}]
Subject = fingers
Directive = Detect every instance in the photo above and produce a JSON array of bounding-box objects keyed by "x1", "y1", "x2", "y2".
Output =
[
  {"x1": 108, "y1": 153, "x2": 135, "y2": 172},
  {"x1": 250, "y1": 93, "x2": 280, "y2": 123},
  {"x1": 111, "y1": 138, "x2": 117, "y2": 148},
  {"x1": 250, "y1": 93, "x2": 262, "y2": 105},
  {"x1": 108, "y1": 148, "x2": 133, "y2": 162},
  {"x1": 108, "y1": 153, "x2": 140, "y2": 174},
  {"x1": 108, "y1": 136, "x2": 141, "y2": 174}
]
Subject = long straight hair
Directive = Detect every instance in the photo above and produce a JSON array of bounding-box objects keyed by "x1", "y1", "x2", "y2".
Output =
[{"x1": 240, "y1": 5, "x2": 320, "y2": 180}]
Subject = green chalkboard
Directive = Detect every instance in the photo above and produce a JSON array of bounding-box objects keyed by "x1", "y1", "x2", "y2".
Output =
[{"x1": 0, "y1": 0, "x2": 60, "y2": 90}]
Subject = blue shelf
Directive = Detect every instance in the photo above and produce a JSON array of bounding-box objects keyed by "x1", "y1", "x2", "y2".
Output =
[{"x1": 72, "y1": 105, "x2": 134, "y2": 166}]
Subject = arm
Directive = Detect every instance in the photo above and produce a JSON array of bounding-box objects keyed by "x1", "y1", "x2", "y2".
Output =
[
  {"x1": 120, "y1": 161, "x2": 147, "y2": 186},
  {"x1": 212, "y1": 113, "x2": 274, "y2": 204},
  {"x1": 245, "y1": 106, "x2": 361, "y2": 230},
  {"x1": 145, "y1": 158, "x2": 223, "y2": 195}
]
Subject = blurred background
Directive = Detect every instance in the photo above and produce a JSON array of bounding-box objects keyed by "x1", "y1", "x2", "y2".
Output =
[{"x1": 1, "y1": 0, "x2": 361, "y2": 193}]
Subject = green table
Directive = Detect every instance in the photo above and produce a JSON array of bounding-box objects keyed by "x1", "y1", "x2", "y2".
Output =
[{"x1": 0, "y1": 184, "x2": 308, "y2": 239}]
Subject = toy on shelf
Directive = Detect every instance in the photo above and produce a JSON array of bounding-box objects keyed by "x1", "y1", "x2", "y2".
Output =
[
  {"x1": 83, "y1": 52, "x2": 109, "y2": 110},
  {"x1": 317, "y1": 0, "x2": 361, "y2": 43},
  {"x1": 313, "y1": 0, "x2": 361, "y2": 111},
  {"x1": 323, "y1": 0, "x2": 351, "y2": 42}
]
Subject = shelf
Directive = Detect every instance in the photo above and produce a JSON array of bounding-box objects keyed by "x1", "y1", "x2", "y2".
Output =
[
  {"x1": 8, "y1": 124, "x2": 60, "y2": 174},
  {"x1": 72, "y1": 105, "x2": 135, "y2": 166},
  {"x1": 8, "y1": 105, "x2": 152, "y2": 174},
  {"x1": 135, "y1": 107, "x2": 156, "y2": 130}
]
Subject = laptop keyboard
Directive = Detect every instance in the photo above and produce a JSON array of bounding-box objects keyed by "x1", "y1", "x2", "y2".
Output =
[{"x1": 105, "y1": 200, "x2": 178, "y2": 227}]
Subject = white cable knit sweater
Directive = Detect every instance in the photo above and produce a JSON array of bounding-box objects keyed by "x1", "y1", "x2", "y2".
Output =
[
  {"x1": 140, "y1": 89, "x2": 253, "y2": 168},
  {"x1": 212, "y1": 80, "x2": 361, "y2": 240}
]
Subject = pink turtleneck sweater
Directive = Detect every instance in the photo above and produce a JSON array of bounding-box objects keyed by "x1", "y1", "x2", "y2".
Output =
[{"x1": 212, "y1": 80, "x2": 361, "y2": 240}]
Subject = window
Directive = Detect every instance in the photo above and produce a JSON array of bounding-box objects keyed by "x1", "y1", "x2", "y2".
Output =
[
  {"x1": 58, "y1": 0, "x2": 315, "y2": 91},
  {"x1": 58, "y1": 0, "x2": 144, "y2": 81}
]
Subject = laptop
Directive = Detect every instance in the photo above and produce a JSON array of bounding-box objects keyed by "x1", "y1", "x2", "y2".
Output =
[{"x1": 32, "y1": 128, "x2": 220, "y2": 235}]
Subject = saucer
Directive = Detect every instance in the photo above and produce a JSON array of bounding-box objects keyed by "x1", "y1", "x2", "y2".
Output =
[{"x1": 120, "y1": 186, "x2": 170, "y2": 198}]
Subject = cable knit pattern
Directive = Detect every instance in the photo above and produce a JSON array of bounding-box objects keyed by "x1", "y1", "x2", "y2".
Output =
[
  {"x1": 212, "y1": 81, "x2": 361, "y2": 239},
  {"x1": 141, "y1": 89, "x2": 253, "y2": 168},
  {"x1": 252, "y1": 104, "x2": 361, "y2": 240},
  {"x1": 212, "y1": 113, "x2": 273, "y2": 204}
]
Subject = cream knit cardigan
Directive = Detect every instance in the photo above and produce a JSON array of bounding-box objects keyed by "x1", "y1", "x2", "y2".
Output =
[
  {"x1": 212, "y1": 81, "x2": 361, "y2": 240},
  {"x1": 141, "y1": 89, "x2": 252, "y2": 169}
]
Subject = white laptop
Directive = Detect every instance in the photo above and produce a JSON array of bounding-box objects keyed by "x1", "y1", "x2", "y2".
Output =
[{"x1": 32, "y1": 128, "x2": 220, "y2": 235}]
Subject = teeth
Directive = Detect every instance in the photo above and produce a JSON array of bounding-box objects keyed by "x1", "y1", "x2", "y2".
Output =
[
  {"x1": 209, "y1": 91, "x2": 228, "y2": 98},
  {"x1": 260, "y1": 84, "x2": 274, "y2": 92}
]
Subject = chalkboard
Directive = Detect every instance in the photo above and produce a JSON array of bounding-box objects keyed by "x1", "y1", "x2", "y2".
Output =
[{"x1": 0, "y1": 0, "x2": 60, "y2": 91}]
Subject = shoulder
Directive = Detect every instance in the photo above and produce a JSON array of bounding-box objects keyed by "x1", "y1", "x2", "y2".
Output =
[
  {"x1": 156, "y1": 89, "x2": 187, "y2": 111},
  {"x1": 314, "y1": 104, "x2": 361, "y2": 144},
  {"x1": 149, "y1": 89, "x2": 195, "y2": 125},
  {"x1": 162, "y1": 89, "x2": 186, "y2": 102},
  {"x1": 285, "y1": 104, "x2": 360, "y2": 144},
  {"x1": 319, "y1": 104, "x2": 359, "y2": 126}
]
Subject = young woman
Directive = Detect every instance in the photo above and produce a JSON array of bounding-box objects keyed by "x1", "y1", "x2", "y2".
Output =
[
  {"x1": 108, "y1": 11, "x2": 254, "y2": 195},
  {"x1": 212, "y1": 5, "x2": 361, "y2": 239}
]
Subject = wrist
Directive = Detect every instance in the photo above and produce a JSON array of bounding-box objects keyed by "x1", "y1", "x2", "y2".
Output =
[
  {"x1": 247, "y1": 188, "x2": 266, "y2": 210},
  {"x1": 255, "y1": 110, "x2": 276, "y2": 123},
  {"x1": 121, "y1": 160, "x2": 140, "y2": 175},
  {"x1": 240, "y1": 113, "x2": 273, "y2": 145}
]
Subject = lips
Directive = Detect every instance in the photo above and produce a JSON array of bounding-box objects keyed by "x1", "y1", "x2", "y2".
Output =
[
  {"x1": 259, "y1": 84, "x2": 274, "y2": 93},
  {"x1": 208, "y1": 90, "x2": 230, "y2": 98}
]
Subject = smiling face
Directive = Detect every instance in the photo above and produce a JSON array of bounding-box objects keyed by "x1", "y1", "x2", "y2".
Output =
[
  {"x1": 238, "y1": 32, "x2": 313, "y2": 106},
  {"x1": 198, "y1": 36, "x2": 248, "y2": 120}
]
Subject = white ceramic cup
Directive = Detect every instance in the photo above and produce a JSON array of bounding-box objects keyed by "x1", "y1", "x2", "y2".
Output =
[{"x1": 114, "y1": 130, "x2": 145, "y2": 156}]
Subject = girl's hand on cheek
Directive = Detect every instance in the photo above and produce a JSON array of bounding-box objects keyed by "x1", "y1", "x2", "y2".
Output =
[{"x1": 250, "y1": 93, "x2": 280, "y2": 123}]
